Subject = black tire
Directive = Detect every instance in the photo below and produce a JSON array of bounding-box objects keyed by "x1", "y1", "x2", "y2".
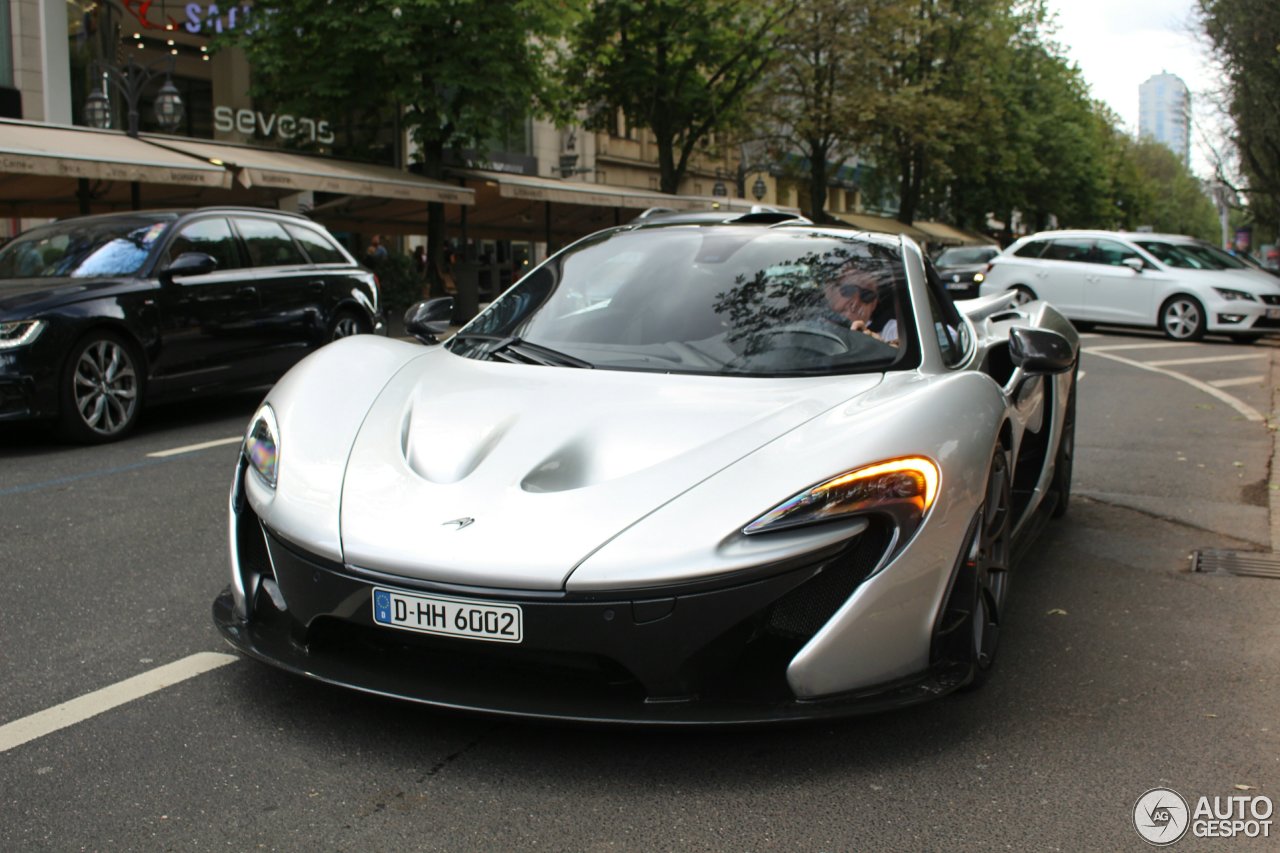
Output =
[
  {"x1": 1159, "y1": 294, "x2": 1206, "y2": 341},
  {"x1": 1231, "y1": 332, "x2": 1263, "y2": 344},
  {"x1": 1050, "y1": 372, "x2": 1076, "y2": 519},
  {"x1": 1009, "y1": 286, "x2": 1036, "y2": 306},
  {"x1": 958, "y1": 446, "x2": 1013, "y2": 690},
  {"x1": 58, "y1": 330, "x2": 144, "y2": 443},
  {"x1": 328, "y1": 309, "x2": 370, "y2": 342}
]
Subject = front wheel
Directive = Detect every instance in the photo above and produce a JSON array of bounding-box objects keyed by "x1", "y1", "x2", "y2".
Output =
[
  {"x1": 1050, "y1": 372, "x2": 1077, "y2": 519},
  {"x1": 59, "y1": 331, "x2": 144, "y2": 443},
  {"x1": 1160, "y1": 295, "x2": 1206, "y2": 341}
]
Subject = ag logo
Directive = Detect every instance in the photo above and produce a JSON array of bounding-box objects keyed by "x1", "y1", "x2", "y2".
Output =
[{"x1": 1134, "y1": 788, "x2": 1190, "y2": 846}]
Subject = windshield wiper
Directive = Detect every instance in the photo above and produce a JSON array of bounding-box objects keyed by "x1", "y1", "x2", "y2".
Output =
[{"x1": 451, "y1": 333, "x2": 594, "y2": 369}]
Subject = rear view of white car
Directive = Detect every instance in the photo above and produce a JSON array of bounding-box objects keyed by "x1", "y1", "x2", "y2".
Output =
[{"x1": 978, "y1": 230, "x2": 1280, "y2": 341}]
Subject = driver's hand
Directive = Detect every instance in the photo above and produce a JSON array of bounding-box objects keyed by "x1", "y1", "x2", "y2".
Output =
[{"x1": 850, "y1": 320, "x2": 881, "y2": 341}]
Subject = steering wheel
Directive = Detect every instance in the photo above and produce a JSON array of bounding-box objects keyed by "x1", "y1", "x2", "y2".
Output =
[{"x1": 722, "y1": 323, "x2": 856, "y2": 371}]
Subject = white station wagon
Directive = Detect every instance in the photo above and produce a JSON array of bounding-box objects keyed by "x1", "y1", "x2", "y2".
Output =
[{"x1": 978, "y1": 230, "x2": 1280, "y2": 341}]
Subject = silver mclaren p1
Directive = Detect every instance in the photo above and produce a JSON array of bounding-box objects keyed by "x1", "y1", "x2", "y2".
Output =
[{"x1": 213, "y1": 210, "x2": 1080, "y2": 724}]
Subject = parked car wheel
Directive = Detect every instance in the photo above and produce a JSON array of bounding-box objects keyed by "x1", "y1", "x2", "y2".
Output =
[
  {"x1": 59, "y1": 330, "x2": 144, "y2": 443},
  {"x1": 1160, "y1": 294, "x2": 1206, "y2": 341},
  {"x1": 329, "y1": 309, "x2": 370, "y2": 341},
  {"x1": 1009, "y1": 285, "x2": 1036, "y2": 306}
]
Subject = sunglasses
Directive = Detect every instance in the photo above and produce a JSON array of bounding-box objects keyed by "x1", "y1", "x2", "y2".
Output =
[{"x1": 832, "y1": 283, "x2": 879, "y2": 303}]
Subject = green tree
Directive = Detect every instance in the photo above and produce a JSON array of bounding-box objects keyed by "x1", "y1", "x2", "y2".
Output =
[
  {"x1": 1126, "y1": 140, "x2": 1219, "y2": 239},
  {"x1": 761, "y1": 0, "x2": 882, "y2": 221},
  {"x1": 221, "y1": 0, "x2": 575, "y2": 303},
  {"x1": 861, "y1": 0, "x2": 1007, "y2": 227},
  {"x1": 1198, "y1": 0, "x2": 1280, "y2": 239},
  {"x1": 940, "y1": 3, "x2": 1109, "y2": 235},
  {"x1": 566, "y1": 0, "x2": 795, "y2": 194}
]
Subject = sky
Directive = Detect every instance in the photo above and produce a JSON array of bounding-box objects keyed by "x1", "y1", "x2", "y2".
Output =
[{"x1": 1042, "y1": 0, "x2": 1223, "y2": 176}]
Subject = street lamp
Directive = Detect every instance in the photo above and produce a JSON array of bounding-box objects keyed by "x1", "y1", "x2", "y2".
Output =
[
  {"x1": 83, "y1": 55, "x2": 185, "y2": 212},
  {"x1": 84, "y1": 56, "x2": 185, "y2": 138},
  {"x1": 752, "y1": 176, "x2": 767, "y2": 201}
]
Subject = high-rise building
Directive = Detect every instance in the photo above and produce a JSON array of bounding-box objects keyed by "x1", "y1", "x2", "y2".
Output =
[{"x1": 1138, "y1": 72, "x2": 1191, "y2": 166}]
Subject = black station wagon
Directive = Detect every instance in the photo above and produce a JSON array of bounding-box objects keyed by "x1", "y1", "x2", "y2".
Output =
[{"x1": 0, "y1": 207, "x2": 382, "y2": 442}]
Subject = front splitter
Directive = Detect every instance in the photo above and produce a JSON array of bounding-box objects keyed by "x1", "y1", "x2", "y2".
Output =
[{"x1": 213, "y1": 589, "x2": 970, "y2": 726}]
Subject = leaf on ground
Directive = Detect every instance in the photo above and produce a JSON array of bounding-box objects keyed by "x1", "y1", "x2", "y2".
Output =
[
  {"x1": 1202, "y1": 713, "x2": 1218, "y2": 718},
  {"x1": 1046, "y1": 608, "x2": 1068, "y2": 616},
  {"x1": 1234, "y1": 784, "x2": 1256, "y2": 791}
]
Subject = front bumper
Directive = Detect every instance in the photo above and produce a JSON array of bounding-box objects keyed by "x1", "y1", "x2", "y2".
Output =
[
  {"x1": 0, "y1": 336, "x2": 62, "y2": 422},
  {"x1": 215, "y1": 475, "x2": 968, "y2": 724}
]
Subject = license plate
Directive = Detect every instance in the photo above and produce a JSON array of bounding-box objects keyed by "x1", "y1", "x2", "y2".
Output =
[
  {"x1": 945, "y1": 282, "x2": 968, "y2": 291},
  {"x1": 1267, "y1": 308, "x2": 1280, "y2": 320},
  {"x1": 372, "y1": 587, "x2": 522, "y2": 643}
]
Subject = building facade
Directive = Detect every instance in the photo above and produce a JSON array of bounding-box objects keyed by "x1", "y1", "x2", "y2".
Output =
[{"x1": 1138, "y1": 72, "x2": 1191, "y2": 166}]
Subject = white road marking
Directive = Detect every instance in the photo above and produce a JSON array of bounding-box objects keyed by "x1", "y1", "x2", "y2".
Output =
[
  {"x1": 1084, "y1": 349, "x2": 1264, "y2": 422},
  {"x1": 1085, "y1": 342, "x2": 1192, "y2": 352},
  {"x1": 1076, "y1": 332, "x2": 1101, "y2": 338},
  {"x1": 147, "y1": 436, "x2": 242, "y2": 458},
  {"x1": 1209, "y1": 375, "x2": 1266, "y2": 388},
  {"x1": 0, "y1": 653, "x2": 238, "y2": 753},
  {"x1": 1145, "y1": 353, "x2": 1267, "y2": 367}
]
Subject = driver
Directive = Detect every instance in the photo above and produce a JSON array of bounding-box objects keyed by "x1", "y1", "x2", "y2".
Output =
[{"x1": 821, "y1": 261, "x2": 899, "y2": 346}]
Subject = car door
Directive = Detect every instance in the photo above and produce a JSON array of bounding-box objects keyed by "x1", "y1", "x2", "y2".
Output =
[
  {"x1": 1030, "y1": 238, "x2": 1090, "y2": 315},
  {"x1": 1079, "y1": 238, "x2": 1157, "y2": 324},
  {"x1": 152, "y1": 216, "x2": 266, "y2": 392},
  {"x1": 230, "y1": 215, "x2": 321, "y2": 376}
]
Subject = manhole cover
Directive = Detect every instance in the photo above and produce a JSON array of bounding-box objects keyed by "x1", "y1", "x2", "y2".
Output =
[{"x1": 1191, "y1": 549, "x2": 1280, "y2": 579}]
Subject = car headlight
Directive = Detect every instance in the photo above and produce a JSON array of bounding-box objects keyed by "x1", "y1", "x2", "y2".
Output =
[
  {"x1": 1213, "y1": 287, "x2": 1256, "y2": 301},
  {"x1": 0, "y1": 319, "x2": 46, "y2": 349},
  {"x1": 973, "y1": 272, "x2": 985, "y2": 284},
  {"x1": 743, "y1": 457, "x2": 940, "y2": 535},
  {"x1": 243, "y1": 404, "x2": 280, "y2": 489}
]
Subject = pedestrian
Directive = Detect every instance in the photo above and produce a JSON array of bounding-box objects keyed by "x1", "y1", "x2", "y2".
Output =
[{"x1": 364, "y1": 234, "x2": 388, "y2": 268}]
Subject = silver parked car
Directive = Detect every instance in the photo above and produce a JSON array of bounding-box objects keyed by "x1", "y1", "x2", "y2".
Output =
[
  {"x1": 978, "y1": 230, "x2": 1280, "y2": 342},
  {"x1": 214, "y1": 211, "x2": 1080, "y2": 724}
]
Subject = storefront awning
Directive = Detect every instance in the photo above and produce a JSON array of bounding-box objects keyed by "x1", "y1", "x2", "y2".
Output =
[
  {"x1": 145, "y1": 137, "x2": 474, "y2": 205},
  {"x1": 829, "y1": 211, "x2": 930, "y2": 243},
  {"x1": 311, "y1": 169, "x2": 798, "y2": 244},
  {"x1": 915, "y1": 220, "x2": 995, "y2": 246},
  {"x1": 0, "y1": 118, "x2": 232, "y2": 217}
]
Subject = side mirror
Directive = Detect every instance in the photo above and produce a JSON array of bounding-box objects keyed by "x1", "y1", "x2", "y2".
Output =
[
  {"x1": 161, "y1": 252, "x2": 218, "y2": 281},
  {"x1": 1122, "y1": 258, "x2": 1144, "y2": 273},
  {"x1": 404, "y1": 296, "x2": 454, "y2": 344},
  {"x1": 1009, "y1": 326, "x2": 1074, "y2": 375}
]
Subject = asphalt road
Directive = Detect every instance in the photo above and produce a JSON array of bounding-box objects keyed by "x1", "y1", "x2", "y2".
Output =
[{"x1": 1, "y1": 328, "x2": 1278, "y2": 852}]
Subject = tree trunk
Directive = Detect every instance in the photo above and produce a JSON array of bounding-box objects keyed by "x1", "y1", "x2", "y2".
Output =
[{"x1": 806, "y1": 141, "x2": 830, "y2": 221}]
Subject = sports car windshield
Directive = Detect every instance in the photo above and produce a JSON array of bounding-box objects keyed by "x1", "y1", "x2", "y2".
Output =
[
  {"x1": 0, "y1": 216, "x2": 173, "y2": 280},
  {"x1": 449, "y1": 227, "x2": 915, "y2": 377}
]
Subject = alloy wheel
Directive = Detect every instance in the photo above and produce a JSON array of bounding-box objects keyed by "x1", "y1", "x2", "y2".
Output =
[
  {"x1": 330, "y1": 314, "x2": 364, "y2": 340},
  {"x1": 968, "y1": 450, "x2": 1012, "y2": 670},
  {"x1": 73, "y1": 338, "x2": 139, "y2": 437},
  {"x1": 1162, "y1": 298, "x2": 1203, "y2": 340}
]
